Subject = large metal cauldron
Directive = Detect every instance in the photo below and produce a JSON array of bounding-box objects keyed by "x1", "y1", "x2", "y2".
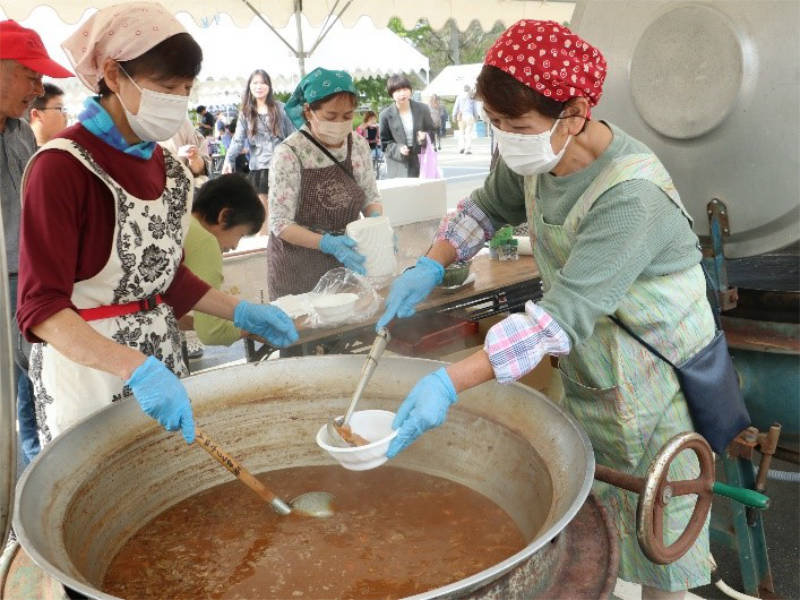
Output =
[{"x1": 14, "y1": 356, "x2": 604, "y2": 599}]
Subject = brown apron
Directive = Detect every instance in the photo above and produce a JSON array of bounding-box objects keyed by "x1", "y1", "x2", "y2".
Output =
[{"x1": 267, "y1": 134, "x2": 365, "y2": 299}]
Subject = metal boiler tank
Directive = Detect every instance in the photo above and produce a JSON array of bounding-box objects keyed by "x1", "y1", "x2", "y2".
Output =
[
  {"x1": 570, "y1": 1, "x2": 799, "y2": 442},
  {"x1": 571, "y1": 1, "x2": 800, "y2": 594}
]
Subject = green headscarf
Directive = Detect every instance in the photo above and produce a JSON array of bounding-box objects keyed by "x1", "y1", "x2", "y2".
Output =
[{"x1": 285, "y1": 67, "x2": 357, "y2": 129}]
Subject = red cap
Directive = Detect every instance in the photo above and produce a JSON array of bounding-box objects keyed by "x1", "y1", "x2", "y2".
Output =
[{"x1": 0, "y1": 20, "x2": 73, "y2": 78}]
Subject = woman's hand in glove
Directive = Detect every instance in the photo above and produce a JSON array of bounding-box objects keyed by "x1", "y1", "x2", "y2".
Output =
[
  {"x1": 386, "y1": 367, "x2": 457, "y2": 458},
  {"x1": 126, "y1": 356, "x2": 195, "y2": 444},
  {"x1": 319, "y1": 234, "x2": 366, "y2": 275},
  {"x1": 376, "y1": 256, "x2": 444, "y2": 330},
  {"x1": 233, "y1": 301, "x2": 299, "y2": 347}
]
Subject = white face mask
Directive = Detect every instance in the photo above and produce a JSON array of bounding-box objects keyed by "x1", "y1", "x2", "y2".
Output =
[
  {"x1": 117, "y1": 67, "x2": 190, "y2": 142},
  {"x1": 493, "y1": 117, "x2": 571, "y2": 176},
  {"x1": 311, "y1": 111, "x2": 352, "y2": 145}
]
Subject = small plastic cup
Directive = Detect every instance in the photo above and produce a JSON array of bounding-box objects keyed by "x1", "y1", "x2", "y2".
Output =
[{"x1": 497, "y1": 240, "x2": 519, "y2": 261}]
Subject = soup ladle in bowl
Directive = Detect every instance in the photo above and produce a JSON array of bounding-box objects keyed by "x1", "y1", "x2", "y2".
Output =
[
  {"x1": 326, "y1": 327, "x2": 391, "y2": 448},
  {"x1": 195, "y1": 428, "x2": 334, "y2": 518}
]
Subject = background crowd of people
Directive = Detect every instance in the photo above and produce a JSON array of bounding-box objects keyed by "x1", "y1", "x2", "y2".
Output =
[{"x1": 193, "y1": 73, "x2": 481, "y2": 183}]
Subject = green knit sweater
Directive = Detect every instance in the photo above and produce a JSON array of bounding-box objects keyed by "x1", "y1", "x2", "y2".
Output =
[{"x1": 471, "y1": 123, "x2": 701, "y2": 346}]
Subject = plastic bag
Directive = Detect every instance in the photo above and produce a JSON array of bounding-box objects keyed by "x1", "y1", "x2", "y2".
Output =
[
  {"x1": 419, "y1": 134, "x2": 442, "y2": 179},
  {"x1": 307, "y1": 267, "x2": 381, "y2": 328}
]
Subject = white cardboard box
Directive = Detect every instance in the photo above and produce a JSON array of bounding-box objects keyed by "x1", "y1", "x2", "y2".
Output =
[{"x1": 377, "y1": 178, "x2": 447, "y2": 226}]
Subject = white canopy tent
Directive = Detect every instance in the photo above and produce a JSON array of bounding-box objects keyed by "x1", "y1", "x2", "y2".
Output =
[
  {"x1": 422, "y1": 63, "x2": 483, "y2": 98},
  {"x1": 190, "y1": 12, "x2": 431, "y2": 91},
  {"x1": 0, "y1": 5, "x2": 431, "y2": 111},
  {"x1": 1, "y1": 0, "x2": 575, "y2": 110},
  {"x1": 1, "y1": 1, "x2": 575, "y2": 30}
]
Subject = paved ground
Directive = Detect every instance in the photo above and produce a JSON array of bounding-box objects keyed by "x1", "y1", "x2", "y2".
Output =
[{"x1": 435, "y1": 132, "x2": 493, "y2": 209}]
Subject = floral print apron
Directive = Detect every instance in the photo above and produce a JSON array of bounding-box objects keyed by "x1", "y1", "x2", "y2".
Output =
[
  {"x1": 526, "y1": 153, "x2": 715, "y2": 590},
  {"x1": 22, "y1": 139, "x2": 192, "y2": 444},
  {"x1": 267, "y1": 134, "x2": 365, "y2": 299}
]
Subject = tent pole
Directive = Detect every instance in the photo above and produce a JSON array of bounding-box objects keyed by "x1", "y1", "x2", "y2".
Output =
[
  {"x1": 306, "y1": 0, "x2": 354, "y2": 56},
  {"x1": 239, "y1": 0, "x2": 298, "y2": 56},
  {"x1": 449, "y1": 20, "x2": 460, "y2": 65},
  {"x1": 295, "y1": 0, "x2": 306, "y2": 77}
]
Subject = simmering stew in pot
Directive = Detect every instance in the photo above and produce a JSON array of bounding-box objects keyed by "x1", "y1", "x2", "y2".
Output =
[{"x1": 103, "y1": 465, "x2": 527, "y2": 599}]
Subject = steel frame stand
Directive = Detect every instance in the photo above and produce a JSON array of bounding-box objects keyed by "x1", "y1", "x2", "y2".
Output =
[
  {"x1": 711, "y1": 452, "x2": 774, "y2": 597},
  {"x1": 705, "y1": 199, "x2": 776, "y2": 597}
]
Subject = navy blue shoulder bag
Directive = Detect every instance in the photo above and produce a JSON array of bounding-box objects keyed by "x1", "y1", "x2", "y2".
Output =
[{"x1": 610, "y1": 266, "x2": 750, "y2": 454}]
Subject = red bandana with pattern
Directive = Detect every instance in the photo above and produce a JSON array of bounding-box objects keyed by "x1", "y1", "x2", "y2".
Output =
[{"x1": 484, "y1": 20, "x2": 607, "y2": 113}]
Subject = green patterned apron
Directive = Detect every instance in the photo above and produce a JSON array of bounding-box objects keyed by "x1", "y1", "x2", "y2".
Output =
[{"x1": 526, "y1": 153, "x2": 714, "y2": 590}]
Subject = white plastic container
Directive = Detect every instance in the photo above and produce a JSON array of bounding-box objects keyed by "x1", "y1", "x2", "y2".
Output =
[
  {"x1": 345, "y1": 216, "x2": 396, "y2": 288},
  {"x1": 315, "y1": 409, "x2": 398, "y2": 470},
  {"x1": 376, "y1": 178, "x2": 447, "y2": 226},
  {"x1": 310, "y1": 292, "x2": 358, "y2": 323}
]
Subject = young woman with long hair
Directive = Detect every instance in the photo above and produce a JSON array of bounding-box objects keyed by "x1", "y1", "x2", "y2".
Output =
[{"x1": 223, "y1": 69, "x2": 294, "y2": 232}]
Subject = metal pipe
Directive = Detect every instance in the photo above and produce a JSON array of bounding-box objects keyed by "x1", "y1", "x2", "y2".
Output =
[
  {"x1": 755, "y1": 424, "x2": 781, "y2": 492},
  {"x1": 766, "y1": 469, "x2": 800, "y2": 482},
  {"x1": 239, "y1": 0, "x2": 299, "y2": 56},
  {"x1": 307, "y1": 0, "x2": 354, "y2": 56},
  {"x1": 715, "y1": 577, "x2": 762, "y2": 600},
  {"x1": 294, "y1": 0, "x2": 305, "y2": 77},
  {"x1": 593, "y1": 464, "x2": 644, "y2": 494},
  {"x1": 0, "y1": 196, "x2": 17, "y2": 550}
]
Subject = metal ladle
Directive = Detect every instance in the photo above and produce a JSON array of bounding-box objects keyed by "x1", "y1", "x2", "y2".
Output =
[
  {"x1": 195, "y1": 428, "x2": 334, "y2": 518},
  {"x1": 326, "y1": 327, "x2": 391, "y2": 448}
]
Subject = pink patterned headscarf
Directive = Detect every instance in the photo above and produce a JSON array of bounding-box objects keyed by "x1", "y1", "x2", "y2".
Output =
[{"x1": 61, "y1": 2, "x2": 186, "y2": 92}]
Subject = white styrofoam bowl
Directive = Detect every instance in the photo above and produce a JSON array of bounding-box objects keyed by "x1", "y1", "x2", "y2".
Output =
[
  {"x1": 310, "y1": 292, "x2": 358, "y2": 322},
  {"x1": 315, "y1": 409, "x2": 398, "y2": 471},
  {"x1": 345, "y1": 216, "x2": 397, "y2": 283}
]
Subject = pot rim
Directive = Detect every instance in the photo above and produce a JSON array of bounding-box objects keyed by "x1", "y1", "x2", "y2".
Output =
[{"x1": 13, "y1": 356, "x2": 595, "y2": 600}]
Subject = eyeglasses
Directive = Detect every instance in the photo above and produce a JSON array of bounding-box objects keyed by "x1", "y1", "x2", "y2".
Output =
[{"x1": 40, "y1": 107, "x2": 69, "y2": 114}]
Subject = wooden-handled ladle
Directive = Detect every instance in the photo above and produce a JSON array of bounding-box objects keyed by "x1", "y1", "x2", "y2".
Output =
[{"x1": 194, "y1": 428, "x2": 334, "y2": 518}]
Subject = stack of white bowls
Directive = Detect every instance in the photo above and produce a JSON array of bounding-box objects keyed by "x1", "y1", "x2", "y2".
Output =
[{"x1": 345, "y1": 216, "x2": 397, "y2": 288}]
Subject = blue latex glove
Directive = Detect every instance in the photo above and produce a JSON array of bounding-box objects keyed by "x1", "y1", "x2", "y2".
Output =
[
  {"x1": 386, "y1": 367, "x2": 457, "y2": 458},
  {"x1": 319, "y1": 233, "x2": 366, "y2": 275},
  {"x1": 376, "y1": 256, "x2": 444, "y2": 330},
  {"x1": 234, "y1": 301, "x2": 299, "y2": 347},
  {"x1": 126, "y1": 356, "x2": 195, "y2": 444}
]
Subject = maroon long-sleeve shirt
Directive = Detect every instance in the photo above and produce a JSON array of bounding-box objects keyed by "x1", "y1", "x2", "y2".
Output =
[{"x1": 17, "y1": 123, "x2": 210, "y2": 342}]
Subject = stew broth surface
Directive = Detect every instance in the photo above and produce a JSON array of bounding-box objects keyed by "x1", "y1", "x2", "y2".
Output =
[{"x1": 103, "y1": 465, "x2": 527, "y2": 599}]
